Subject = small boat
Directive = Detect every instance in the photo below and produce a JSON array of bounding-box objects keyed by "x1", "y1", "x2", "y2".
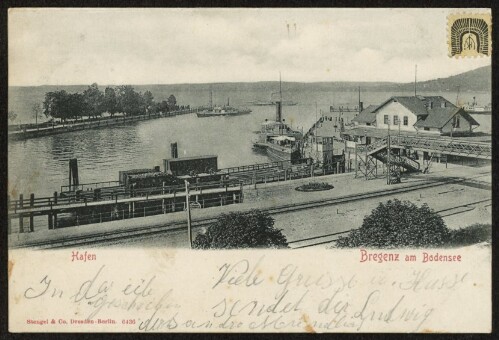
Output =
[
  {"x1": 462, "y1": 97, "x2": 491, "y2": 114},
  {"x1": 197, "y1": 106, "x2": 252, "y2": 117},
  {"x1": 252, "y1": 100, "x2": 297, "y2": 106},
  {"x1": 197, "y1": 94, "x2": 251, "y2": 117}
]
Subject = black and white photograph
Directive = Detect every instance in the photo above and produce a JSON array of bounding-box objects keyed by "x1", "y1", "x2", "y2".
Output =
[{"x1": 6, "y1": 7, "x2": 492, "y2": 333}]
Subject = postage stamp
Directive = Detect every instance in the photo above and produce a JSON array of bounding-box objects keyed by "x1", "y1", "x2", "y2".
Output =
[{"x1": 447, "y1": 12, "x2": 492, "y2": 58}]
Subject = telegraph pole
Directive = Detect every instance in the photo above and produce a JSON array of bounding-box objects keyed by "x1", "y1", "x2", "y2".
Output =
[
  {"x1": 414, "y1": 64, "x2": 417, "y2": 97},
  {"x1": 185, "y1": 180, "x2": 192, "y2": 248},
  {"x1": 387, "y1": 123, "x2": 391, "y2": 185}
]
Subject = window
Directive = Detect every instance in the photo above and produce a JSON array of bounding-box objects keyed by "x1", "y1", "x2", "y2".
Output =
[
  {"x1": 403, "y1": 116, "x2": 408, "y2": 126},
  {"x1": 424, "y1": 127, "x2": 430, "y2": 131},
  {"x1": 384, "y1": 115, "x2": 389, "y2": 124},
  {"x1": 393, "y1": 116, "x2": 399, "y2": 125}
]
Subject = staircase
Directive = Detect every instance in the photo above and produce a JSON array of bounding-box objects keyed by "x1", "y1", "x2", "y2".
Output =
[
  {"x1": 371, "y1": 149, "x2": 420, "y2": 172},
  {"x1": 357, "y1": 136, "x2": 420, "y2": 173}
]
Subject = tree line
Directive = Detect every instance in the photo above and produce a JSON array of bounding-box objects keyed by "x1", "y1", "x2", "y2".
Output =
[{"x1": 43, "y1": 83, "x2": 189, "y2": 121}]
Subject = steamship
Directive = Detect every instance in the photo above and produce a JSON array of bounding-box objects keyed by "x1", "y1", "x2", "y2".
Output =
[
  {"x1": 197, "y1": 93, "x2": 251, "y2": 117},
  {"x1": 253, "y1": 81, "x2": 303, "y2": 163}
]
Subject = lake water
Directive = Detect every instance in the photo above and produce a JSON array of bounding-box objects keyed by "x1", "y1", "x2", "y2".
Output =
[{"x1": 8, "y1": 88, "x2": 491, "y2": 197}]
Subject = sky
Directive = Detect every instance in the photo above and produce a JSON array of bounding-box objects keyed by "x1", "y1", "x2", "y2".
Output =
[{"x1": 8, "y1": 8, "x2": 491, "y2": 86}]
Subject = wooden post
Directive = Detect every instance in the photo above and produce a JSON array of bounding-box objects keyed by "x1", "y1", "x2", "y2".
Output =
[
  {"x1": 29, "y1": 193, "x2": 34, "y2": 232},
  {"x1": 48, "y1": 213, "x2": 53, "y2": 230},
  {"x1": 185, "y1": 180, "x2": 192, "y2": 248},
  {"x1": 19, "y1": 194, "x2": 24, "y2": 233},
  {"x1": 354, "y1": 143, "x2": 358, "y2": 178}
]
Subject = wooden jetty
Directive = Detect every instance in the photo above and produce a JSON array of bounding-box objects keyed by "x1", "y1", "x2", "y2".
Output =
[
  {"x1": 8, "y1": 107, "x2": 207, "y2": 141},
  {"x1": 8, "y1": 180, "x2": 243, "y2": 233}
]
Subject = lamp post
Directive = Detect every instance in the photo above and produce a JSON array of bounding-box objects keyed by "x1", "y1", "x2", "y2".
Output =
[{"x1": 185, "y1": 180, "x2": 192, "y2": 248}]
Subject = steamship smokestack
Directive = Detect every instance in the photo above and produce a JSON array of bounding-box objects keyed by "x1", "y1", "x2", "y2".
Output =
[
  {"x1": 275, "y1": 71, "x2": 282, "y2": 122},
  {"x1": 275, "y1": 101, "x2": 282, "y2": 122}
]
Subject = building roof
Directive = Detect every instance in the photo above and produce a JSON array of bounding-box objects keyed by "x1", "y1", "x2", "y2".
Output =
[
  {"x1": 391, "y1": 96, "x2": 430, "y2": 116},
  {"x1": 414, "y1": 107, "x2": 480, "y2": 128},
  {"x1": 352, "y1": 105, "x2": 378, "y2": 124},
  {"x1": 374, "y1": 96, "x2": 456, "y2": 117},
  {"x1": 355, "y1": 95, "x2": 478, "y2": 130}
]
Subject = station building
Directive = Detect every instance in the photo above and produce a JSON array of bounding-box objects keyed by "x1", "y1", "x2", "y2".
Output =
[{"x1": 343, "y1": 95, "x2": 480, "y2": 144}]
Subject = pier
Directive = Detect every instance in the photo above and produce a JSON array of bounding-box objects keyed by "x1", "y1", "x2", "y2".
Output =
[
  {"x1": 8, "y1": 180, "x2": 243, "y2": 233},
  {"x1": 8, "y1": 107, "x2": 206, "y2": 141},
  {"x1": 7, "y1": 157, "x2": 348, "y2": 234}
]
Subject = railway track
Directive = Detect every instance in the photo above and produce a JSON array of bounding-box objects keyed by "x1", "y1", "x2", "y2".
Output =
[
  {"x1": 11, "y1": 173, "x2": 490, "y2": 250},
  {"x1": 288, "y1": 197, "x2": 491, "y2": 249}
]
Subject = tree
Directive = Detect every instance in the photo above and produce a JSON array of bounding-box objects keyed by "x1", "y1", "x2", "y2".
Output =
[
  {"x1": 103, "y1": 87, "x2": 118, "y2": 117},
  {"x1": 192, "y1": 210, "x2": 288, "y2": 249},
  {"x1": 82, "y1": 83, "x2": 104, "y2": 118},
  {"x1": 66, "y1": 93, "x2": 86, "y2": 120},
  {"x1": 167, "y1": 94, "x2": 177, "y2": 110},
  {"x1": 159, "y1": 100, "x2": 169, "y2": 113},
  {"x1": 142, "y1": 90, "x2": 154, "y2": 114},
  {"x1": 32, "y1": 103, "x2": 43, "y2": 126},
  {"x1": 43, "y1": 90, "x2": 70, "y2": 121},
  {"x1": 335, "y1": 199, "x2": 449, "y2": 248},
  {"x1": 115, "y1": 85, "x2": 143, "y2": 116}
]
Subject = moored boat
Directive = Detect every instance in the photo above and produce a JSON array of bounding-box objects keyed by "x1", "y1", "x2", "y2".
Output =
[
  {"x1": 462, "y1": 97, "x2": 491, "y2": 114},
  {"x1": 253, "y1": 77, "x2": 303, "y2": 163},
  {"x1": 197, "y1": 95, "x2": 251, "y2": 117}
]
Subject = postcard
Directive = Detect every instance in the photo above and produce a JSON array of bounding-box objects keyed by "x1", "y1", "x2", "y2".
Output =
[{"x1": 7, "y1": 7, "x2": 492, "y2": 333}]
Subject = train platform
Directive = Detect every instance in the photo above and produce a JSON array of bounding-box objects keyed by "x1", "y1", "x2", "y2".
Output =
[{"x1": 8, "y1": 162, "x2": 491, "y2": 249}]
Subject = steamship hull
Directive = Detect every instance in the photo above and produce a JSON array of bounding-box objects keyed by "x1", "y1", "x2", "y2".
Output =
[
  {"x1": 253, "y1": 142, "x2": 294, "y2": 162},
  {"x1": 196, "y1": 109, "x2": 251, "y2": 117}
]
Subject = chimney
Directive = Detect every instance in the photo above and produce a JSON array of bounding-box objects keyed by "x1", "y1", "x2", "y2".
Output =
[
  {"x1": 359, "y1": 102, "x2": 364, "y2": 112},
  {"x1": 275, "y1": 101, "x2": 282, "y2": 122}
]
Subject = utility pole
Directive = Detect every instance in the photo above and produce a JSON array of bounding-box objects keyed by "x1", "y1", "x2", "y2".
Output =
[
  {"x1": 185, "y1": 180, "x2": 192, "y2": 248},
  {"x1": 315, "y1": 102, "x2": 318, "y2": 152},
  {"x1": 387, "y1": 123, "x2": 391, "y2": 185},
  {"x1": 358, "y1": 86, "x2": 361, "y2": 112},
  {"x1": 414, "y1": 64, "x2": 417, "y2": 97},
  {"x1": 398, "y1": 120, "x2": 401, "y2": 147}
]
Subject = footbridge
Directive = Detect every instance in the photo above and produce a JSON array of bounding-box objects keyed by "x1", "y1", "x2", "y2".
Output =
[{"x1": 355, "y1": 135, "x2": 491, "y2": 184}]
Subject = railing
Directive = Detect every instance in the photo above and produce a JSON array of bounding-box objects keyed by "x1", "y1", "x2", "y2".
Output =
[
  {"x1": 38, "y1": 192, "x2": 244, "y2": 229},
  {"x1": 60, "y1": 180, "x2": 121, "y2": 193},
  {"x1": 356, "y1": 135, "x2": 491, "y2": 160},
  {"x1": 356, "y1": 137, "x2": 388, "y2": 154},
  {"x1": 8, "y1": 179, "x2": 243, "y2": 213},
  {"x1": 220, "y1": 160, "x2": 290, "y2": 174},
  {"x1": 8, "y1": 107, "x2": 204, "y2": 139},
  {"x1": 372, "y1": 150, "x2": 420, "y2": 171},
  {"x1": 394, "y1": 136, "x2": 492, "y2": 159}
]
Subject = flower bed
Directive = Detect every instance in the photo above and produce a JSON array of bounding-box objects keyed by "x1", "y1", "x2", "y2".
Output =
[{"x1": 295, "y1": 182, "x2": 334, "y2": 192}]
